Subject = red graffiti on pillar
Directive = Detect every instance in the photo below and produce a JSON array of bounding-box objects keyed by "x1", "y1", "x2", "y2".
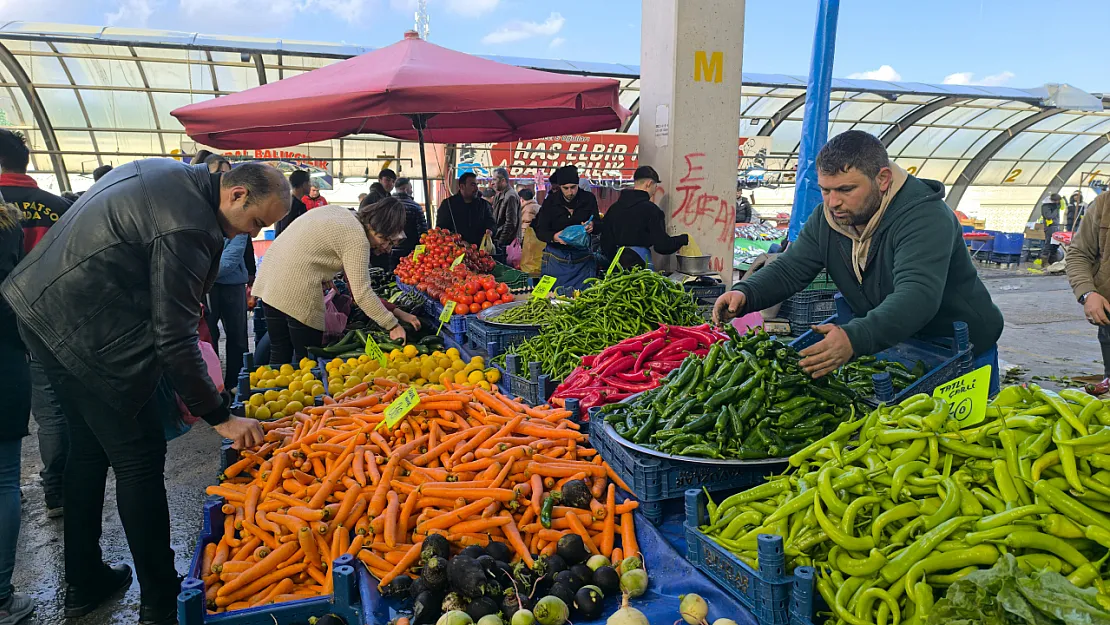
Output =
[{"x1": 671, "y1": 152, "x2": 734, "y2": 244}]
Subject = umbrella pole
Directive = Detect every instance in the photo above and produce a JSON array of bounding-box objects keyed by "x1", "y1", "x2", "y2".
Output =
[{"x1": 415, "y1": 115, "x2": 434, "y2": 226}]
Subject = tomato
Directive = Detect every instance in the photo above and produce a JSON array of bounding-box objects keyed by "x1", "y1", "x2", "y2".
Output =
[
  {"x1": 481, "y1": 301, "x2": 493, "y2": 310},
  {"x1": 480, "y1": 276, "x2": 496, "y2": 291},
  {"x1": 469, "y1": 303, "x2": 481, "y2": 314},
  {"x1": 465, "y1": 282, "x2": 479, "y2": 296},
  {"x1": 485, "y1": 289, "x2": 499, "y2": 302},
  {"x1": 460, "y1": 295, "x2": 473, "y2": 306},
  {"x1": 455, "y1": 306, "x2": 467, "y2": 316},
  {"x1": 495, "y1": 283, "x2": 510, "y2": 295},
  {"x1": 501, "y1": 293, "x2": 514, "y2": 304},
  {"x1": 474, "y1": 291, "x2": 486, "y2": 304}
]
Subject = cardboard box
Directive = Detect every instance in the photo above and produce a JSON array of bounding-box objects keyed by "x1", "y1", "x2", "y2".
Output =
[{"x1": 1024, "y1": 228, "x2": 1045, "y2": 240}]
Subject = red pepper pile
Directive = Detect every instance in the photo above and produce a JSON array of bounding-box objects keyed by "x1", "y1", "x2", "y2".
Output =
[{"x1": 553, "y1": 324, "x2": 728, "y2": 412}]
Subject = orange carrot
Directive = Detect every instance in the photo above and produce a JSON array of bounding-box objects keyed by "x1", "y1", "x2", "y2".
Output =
[
  {"x1": 564, "y1": 510, "x2": 599, "y2": 556},
  {"x1": 600, "y1": 484, "x2": 616, "y2": 557},
  {"x1": 384, "y1": 491, "x2": 400, "y2": 549},
  {"x1": 499, "y1": 513, "x2": 534, "y2": 567},
  {"x1": 377, "y1": 541, "x2": 423, "y2": 588},
  {"x1": 620, "y1": 512, "x2": 638, "y2": 558}
]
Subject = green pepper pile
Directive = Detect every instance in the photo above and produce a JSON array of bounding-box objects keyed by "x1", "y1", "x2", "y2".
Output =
[
  {"x1": 487, "y1": 297, "x2": 562, "y2": 326},
  {"x1": 597, "y1": 327, "x2": 864, "y2": 460},
  {"x1": 697, "y1": 383, "x2": 1110, "y2": 625},
  {"x1": 496, "y1": 268, "x2": 701, "y2": 381},
  {"x1": 839, "y1": 355, "x2": 926, "y2": 397}
]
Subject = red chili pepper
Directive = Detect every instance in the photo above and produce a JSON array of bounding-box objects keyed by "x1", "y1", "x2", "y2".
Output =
[
  {"x1": 634, "y1": 336, "x2": 668, "y2": 372},
  {"x1": 595, "y1": 355, "x2": 636, "y2": 378},
  {"x1": 668, "y1": 324, "x2": 719, "y2": 345},
  {"x1": 644, "y1": 361, "x2": 685, "y2": 373},
  {"x1": 581, "y1": 354, "x2": 597, "y2": 368},
  {"x1": 579, "y1": 390, "x2": 603, "y2": 411},
  {"x1": 595, "y1": 340, "x2": 644, "y2": 362},
  {"x1": 614, "y1": 371, "x2": 652, "y2": 382},
  {"x1": 556, "y1": 386, "x2": 612, "y2": 400},
  {"x1": 604, "y1": 378, "x2": 658, "y2": 393},
  {"x1": 656, "y1": 337, "x2": 699, "y2": 359}
]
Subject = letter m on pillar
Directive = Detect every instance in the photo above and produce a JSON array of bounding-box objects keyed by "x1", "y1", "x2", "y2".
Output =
[{"x1": 694, "y1": 51, "x2": 723, "y2": 83}]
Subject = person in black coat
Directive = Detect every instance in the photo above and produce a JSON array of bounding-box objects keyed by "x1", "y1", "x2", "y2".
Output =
[
  {"x1": 533, "y1": 165, "x2": 600, "y2": 292},
  {"x1": 365, "y1": 168, "x2": 397, "y2": 205},
  {"x1": 601, "y1": 166, "x2": 688, "y2": 270},
  {"x1": 0, "y1": 160, "x2": 290, "y2": 623},
  {"x1": 436, "y1": 172, "x2": 495, "y2": 245}
]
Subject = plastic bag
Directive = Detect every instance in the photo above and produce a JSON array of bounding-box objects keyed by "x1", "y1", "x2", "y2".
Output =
[
  {"x1": 480, "y1": 231, "x2": 496, "y2": 254},
  {"x1": 560, "y1": 217, "x2": 593, "y2": 249},
  {"x1": 506, "y1": 238, "x2": 522, "y2": 268},
  {"x1": 323, "y1": 288, "x2": 349, "y2": 345},
  {"x1": 166, "y1": 340, "x2": 223, "y2": 440},
  {"x1": 521, "y1": 227, "x2": 544, "y2": 274}
]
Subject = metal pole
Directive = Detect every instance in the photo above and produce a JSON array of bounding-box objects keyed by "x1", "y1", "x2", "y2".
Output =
[
  {"x1": 788, "y1": 0, "x2": 839, "y2": 241},
  {"x1": 414, "y1": 114, "x2": 434, "y2": 226}
]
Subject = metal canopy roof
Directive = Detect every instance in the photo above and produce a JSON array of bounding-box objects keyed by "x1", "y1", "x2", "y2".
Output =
[{"x1": 3, "y1": 20, "x2": 1109, "y2": 226}]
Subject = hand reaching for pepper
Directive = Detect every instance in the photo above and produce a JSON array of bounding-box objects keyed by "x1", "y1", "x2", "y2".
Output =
[{"x1": 798, "y1": 324, "x2": 854, "y2": 379}]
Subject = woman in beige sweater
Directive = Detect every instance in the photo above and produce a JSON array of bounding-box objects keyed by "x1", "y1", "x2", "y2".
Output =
[{"x1": 253, "y1": 198, "x2": 417, "y2": 364}]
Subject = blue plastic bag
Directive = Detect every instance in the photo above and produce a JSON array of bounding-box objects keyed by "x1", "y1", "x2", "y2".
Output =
[{"x1": 561, "y1": 216, "x2": 593, "y2": 249}]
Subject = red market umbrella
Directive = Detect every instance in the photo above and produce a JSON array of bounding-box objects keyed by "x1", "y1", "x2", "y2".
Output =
[{"x1": 171, "y1": 31, "x2": 630, "y2": 220}]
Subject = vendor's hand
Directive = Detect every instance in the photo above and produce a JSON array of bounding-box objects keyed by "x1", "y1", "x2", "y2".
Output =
[
  {"x1": 799, "y1": 324, "x2": 854, "y2": 379},
  {"x1": 1086, "y1": 292, "x2": 1110, "y2": 325},
  {"x1": 389, "y1": 324, "x2": 407, "y2": 342},
  {"x1": 584, "y1": 221, "x2": 594, "y2": 234},
  {"x1": 395, "y1": 309, "x2": 422, "y2": 330},
  {"x1": 712, "y1": 291, "x2": 746, "y2": 325},
  {"x1": 214, "y1": 416, "x2": 264, "y2": 450}
]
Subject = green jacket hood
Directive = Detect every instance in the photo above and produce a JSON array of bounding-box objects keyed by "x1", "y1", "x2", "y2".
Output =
[{"x1": 871, "y1": 176, "x2": 946, "y2": 237}]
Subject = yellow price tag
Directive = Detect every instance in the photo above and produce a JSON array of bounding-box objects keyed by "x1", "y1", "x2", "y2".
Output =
[
  {"x1": 413, "y1": 244, "x2": 426, "y2": 260},
  {"x1": 606, "y1": 246, "x2": 625, "y2": 277},
  {"x1": 531, "y1": 275, "x2": 556, "y2": 299},
  {"x1": 378, "y1": 387, "x2": 420, "y2": 430},
  {"x1": 932, "y1": 365, "x2": 992, "y2": 429},
  {"x1": 437, "y1": 301, "x2": 456, "y2": 335},
  {"x1": 364, "y1": 337, "x2": 387, "y2": 367},
  {"x1": 450, "y1": 253, "x2": 465, "y2": 269}
]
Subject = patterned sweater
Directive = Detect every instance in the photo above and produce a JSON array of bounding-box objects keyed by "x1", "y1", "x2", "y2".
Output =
[{"x1": 253, "y1": 206, "x2": 397, "y2": 332}]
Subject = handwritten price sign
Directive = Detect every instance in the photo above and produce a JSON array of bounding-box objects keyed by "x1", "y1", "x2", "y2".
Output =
[
  {"x1": 932, "y1": 365, "x2": 992, "y2": 429},
  {"x1": 364, "y1": 336, "x2": 387, "y2": 367},
  {"x1": 437, "y1": 301, "x2": 456, "y2": 335},
  {"x1": 531, "y1": 275, "x2": 556, "y2": 299},
  {"x1": 413, "y1": 244, "x2": 426, "y2": 260},
  {"x1": 450, "y1": 253, "x2": 465, "y2": 269},
  {"x1": 378, "y1": 387, "x2": 420, "y2": 430}
]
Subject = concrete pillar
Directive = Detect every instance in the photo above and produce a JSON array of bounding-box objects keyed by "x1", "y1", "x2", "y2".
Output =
[{"x1": 639, "y1": 0, "x2": 745, "y2": 279}]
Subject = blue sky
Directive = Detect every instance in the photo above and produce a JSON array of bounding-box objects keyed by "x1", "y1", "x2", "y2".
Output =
[{"x1": 13, "y1": 0, "x2": 1107, "y2": 92}]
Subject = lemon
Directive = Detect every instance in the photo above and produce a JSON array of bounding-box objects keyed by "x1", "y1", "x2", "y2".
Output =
[
  {"x1": 366, "y1": 360, "x2": 381, "y2": 372},
  {"x1": 389, "y1": 349, "x2": 403, "y2": 359},
  {"x1": 358, "y1": 354, "x2": 370, "y2": 364},
  {"x1": 249, "y1": 393, "x2": 265, "y2": 407},
  {"x1": 271, "y1": 411, "x2": 285, "y2": 420},
  {"x1": 484, "y1": 369, "x2": 501, "y2": 384},
  {"x1": 363, "y1": 373, "x2": 377, "y2": 384},
  {"x1": 279, "y1": 363, "x2": 295, "y2": 375},
  {"x1": 428, "y1": 371, "x2": 441, "y2": 384},
  {"x1": 477, "y1": 381, "x2": 492, "y2": 391},
  {"x1": 397, "y1": 373, "x2": 410, "y2": 383},
  {"x1": 254, "y1": 406, "x2": 271, "y2": 420},
  {"x1": 344, "y1": 378, "x2": 359, "y2": 390},
  {"x1": 467, "y1": 370, "x2": 485, "y2": 385},
  {"x1": 469, "y1": 356, "x2": 484, "y2": 365},
  {"x1": 302, "y1": 372, "x2": 316, "y2": 383},
  {"x1": 329, "y1": 378, "x2": 343, "y2": 391},
  {"x1": 337, "y1": 365, "x2": 351, "y2": 376},
  {"x1": 431, "y1": 350, "x2": 445, "y2": 358},
  {"x1": 385, "y1": 368, "x2": 399, "y2": 377},
  {"x1": 343, "y1": 357, "x2": 356, "y2": 368},
  {"x1": 309, "y1": 383, "x2": 324, "y2": 396},
  {"x1": 454, "y1": 371, "x2": 468, "y2": 384},
  {"x1": 289, "y1": 390, "x2": 305, "y2": 404},
  {"x1": 274, "y1": 376, "x2": 291, "y2": 388},
  {"x1": 402, "y1": 344, "x2": 418, "y2": 358},
  {"x1": 414, "y1": 378, "x2": 427, "y2": 386},
  {"x1": 278, "y1": 390, "x2": 291, "y2": 400},
  {"x1": 446, "y1": 348, "x2": 460, "y2": 360},
  {"x1": 245, "y1": 404, "x2": 256, "y2": 417},
  {"x1": 304, "y1": 395, "x2": 316, "y2": 406},
  {"x1": 263, "y1": 389, "x2": 279, "y2": 401},
  {"x1": 285, "y1": 400, "x2": 304, "y2": 414}
]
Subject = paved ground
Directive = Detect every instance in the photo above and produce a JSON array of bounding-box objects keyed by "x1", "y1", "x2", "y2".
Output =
[{"x1": 10, "y1": 268, "x2": 1106, "y2": 625}]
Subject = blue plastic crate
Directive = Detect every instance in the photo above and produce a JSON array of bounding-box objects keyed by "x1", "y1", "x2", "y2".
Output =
[
  {"x1": 993, "y1": 232, "x2": 1025, "y2": 255},
  {"x1": 465, "y1": 316, "x2": 539, "y2": 357},
  {"x1": 789, "y1": 295, "x2": 973, "y2": 407},
  {"x1": 684, "y1": 488, "x2": 802, "y2": 625},
  {"x1": 495, "y1": 354, "x2": 556, "y2": 406},
  {"x1": 588, "y1": 412, "x2": 786, "y2": 525},
  {"x1": 178, "y1": 497, "x2": 367, "y2": 625},
  {"x1": 423, "y1": 298, "x2": 471, "y2": 337},
  {"x1": 778, "y1": 290, "x2": 838, "y2": 335}
]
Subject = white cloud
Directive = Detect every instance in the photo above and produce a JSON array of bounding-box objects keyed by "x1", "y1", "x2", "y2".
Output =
[
  {"x1": 847, "y1": 65, "x2": 901, "y2": 82},
  {"x1": 446, "y1": 0, "x2": 498, "y2": 16},
  {"x1": 106, "y1": 0, "x2": 155, "y2": 26},
  {"x1": 943, "y1": 71, "x2": 1015, "y2": 86},
  {"x1": 307, "y1": 0, "x2": 371, "y2": 23},
  {"x1": 549, "y1": 37, "x2": 565, "y2": 49},
  {"x1": 481, "y1": 12, "x2": 564, "y2": 45}
]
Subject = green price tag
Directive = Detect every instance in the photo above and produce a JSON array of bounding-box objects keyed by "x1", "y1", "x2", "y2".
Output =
[
  {"x1": 413, "y1": 244, "x2": 426, "y2": 260},
  {"x1": 437, "y1": 301, "x2": 456, "y2": 335},
  {"x1": 364, "y1": 337, "x2": 387, "y2": 367},
  {"x1": 531, "y1": 275, "x2": 556, "y2": 299},
  {"x1": 606, "y1": 246, "x2": 625, "y2": 277},
  {"x1": 450, "y1": 253, "x2": 465, "y2": 269},
  {"x1": 932, "y1": 365, "x2": 992, "y2": 429},
  {"x1": 378, "y1": 387, "x2": 420, "y2": 430}
]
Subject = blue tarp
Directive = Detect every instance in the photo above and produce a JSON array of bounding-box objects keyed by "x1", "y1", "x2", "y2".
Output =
[{"x1": 361, "y1": 507, "x2": 756, "y2": 625}]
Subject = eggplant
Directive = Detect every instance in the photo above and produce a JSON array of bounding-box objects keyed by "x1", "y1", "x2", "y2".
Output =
[
  {"x1": 466, "y1": 596, "x2": 500, "y2": 620},
  {"x1": 448, "y1": 556, "x2": 489, "y2": 599},
  {"x1": 422, "y1": 533, "x2": 451, "y2": 563},
  {"x1": 552, "y1": 571, "x2": 581, "y2": 592},
  {"x1": 555, "y1": 535, "x2": 588, "y2": 566},
  {"x1": 423, "y1": 556, "x2": 449, "y2": 589},
  {"x1": 569, "y1": 564, "x2": 593, "y2": 587},
  {"x1": 559, "y1": 480, "x2": 592, "y2": 510},
  {"x1": 547, "y1": 583, "x2": 576, "y2": 609},
  {"x1": 485, "y1": 541, "x2": 513, "y2": 563},
  {"x1": 574, "y1": 585, "x2": 604, "y2": 620},
  {"x1": 593, "y1": 566, "x2": 620, "y2": 597},
  {"x1": 414, "y1": 590, "x2": 444, "y2": 625},
  {"x1": 381, "y1": 575, "x2": 413, "y2": 598}
]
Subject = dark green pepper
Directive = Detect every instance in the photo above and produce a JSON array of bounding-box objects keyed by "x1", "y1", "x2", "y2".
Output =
[{"x1": 541, "y1": 494, "x2": 556, "y2": 528}]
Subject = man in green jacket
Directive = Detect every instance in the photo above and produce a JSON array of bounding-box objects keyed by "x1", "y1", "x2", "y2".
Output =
[{"x1": 714, "y1": 130, "x2": 1004, "y2": 389}]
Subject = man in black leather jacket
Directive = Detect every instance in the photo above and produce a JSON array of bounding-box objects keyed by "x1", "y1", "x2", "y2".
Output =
[{"x1": 0, "y1": 159, "x2": 290, "y2": 624}]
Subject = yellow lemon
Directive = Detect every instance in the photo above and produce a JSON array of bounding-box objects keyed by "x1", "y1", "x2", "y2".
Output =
[
  {"x1": 337, "y1": 365, "x2": 351, "y2": 376},
  {"x1": 358, "y1": 354, "x2": 370, "y2": 364},
  {"x1": 279, "y1": 363, "x2": 295, "y2": 375},
  {"x1": 403, "y1": 344, "x2": 419, "y2": 358},
  {"x1": 467, "y1": 370, "x2": 485, "y2": 385},
  {"x1": 271, "y1": 411, "x2": 285, "y2": 420},
  {"x1": 397, "y1": 373, "x2": 410, "y2": 384},
  {"x1": 437, "y1": 357, "x2": 453, "y2": 370},
  {"x1": 344, "y1": 378, "x2": 359, "y2": 390},
  {"x1": 454, "y1": 371, "x2": 469, "y2": 384},
  {"x1": 363, "y1": 373, "x2": 377, "y2": 384},
  {"x1": 484, "y1": 369, "x2": 501, "y2": 384},
  {"x1": 302, "y1": 372, "x2": 316, "y2": 383},
  {"x1": 245, "y1": 403, "x2": 256, "y2": 418},
  {"x1": 389, "y1": 349, "x2": 403, "y2": 359},
  {"x1": 414, "y1": 378, "x2": 427, "y2": 386},
  {"x1": 366, "y1": 360, "x2": 381, "y2": 372},
  {"x1": 254, "y1": 406, "x2": 271, "y2": 420},
  {"x1": 469, "y1": 356, "x2": 484, "y2": 365},
  {"x1": 285, "y1": 400, "x2": 304, "y2": 414},
  {"x1": 428, "y1": 371, "x2": 441, "y2": 384},
  {"x1": 290, "y1": 390, "x2": 306, "y2": 404},
  {"x1": 477, "y1": 381, "x2": 492, "y2": 391},
  {"x1": 263, "y1": 389, "x2": 279, "y2": 402},
  {"x1": 446, "y1": 347, "x2": 460, "y2": 359},
  {"x1": 304, "y1": 395, "x2": 316, "y2": 407},
  {"x1": 345, "y1": 358, "x2": 358, "y2": 368},
  {"x1": 288, "y1": 380, "x2": 304, "y2": 392},
  {"x1": 431, "y1": 350, "x2": 445, "y2": 358},
  {"x1": 309, "y1": 383, "x2": 325, "y2": 396},
  {"x1": 274, "y1": 375, "x2": 291, "y2": 388},
  {"x1": 300, "y1": 357, "x2": 315, "y2": 368},
  {"x1": 249, "y1": 393, "x2": 265, "y2": 407}
]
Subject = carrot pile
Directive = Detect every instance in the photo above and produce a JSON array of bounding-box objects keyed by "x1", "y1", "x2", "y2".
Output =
[{"x1": 202, "y1": 377, "x2": 640, "y2": 614}]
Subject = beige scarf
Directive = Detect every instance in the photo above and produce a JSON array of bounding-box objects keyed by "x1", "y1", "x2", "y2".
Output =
[{"x1": 825, "y1": 163, "x2": 909, "y2": 283}]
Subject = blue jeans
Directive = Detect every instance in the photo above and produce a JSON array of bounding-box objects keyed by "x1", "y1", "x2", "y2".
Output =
[
  {"x1": 972, "y1": 347, "x2": 1001, "y2": 397},
  {"x1": 30, "y1": 358, "x2": 66, "y2": 509},
  {"x1": 0, "y1": 438, "x2": 21, "y2": 604}
]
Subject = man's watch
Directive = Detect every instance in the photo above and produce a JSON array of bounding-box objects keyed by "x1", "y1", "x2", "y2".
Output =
[{"x1": 1081, "y1": 291, "x2": 1096, "y2": 304}]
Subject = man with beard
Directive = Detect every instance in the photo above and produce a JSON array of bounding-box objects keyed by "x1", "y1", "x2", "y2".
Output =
[{"x1": 714, "y1": 130, "x2": 1003, "y2": 391}]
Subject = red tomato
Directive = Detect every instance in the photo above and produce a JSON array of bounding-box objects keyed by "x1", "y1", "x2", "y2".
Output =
[
  {"x1": 474, "y1": 291, "x2": 487, "y2": 304},
  {"x1": 481, "y1": 301, "x2": 493, "y2": 310},
  {"x1": 495, "y1": 283, "x2": 510, "y2": 295},
  {"x1": 455, "y1": 306, "x2": 467, "y2": 316},
  {"x1": 485, "y1": 289, "x2": 499, "y2": 302},
  {"x1": 481, "y1": 277, "x2": 496, "y2": 290},
  {"x1": 469, "y1": 303, "x2": 482, "y2": 314},
  {"x1": 465, "y1": 282, "x2": 479, "y2": 296},
  {"x1": 460, "y1": 295, "x2": 474, "y2": 306},
  {"x1": 501, "y1": 293, "x2": 514, "y2": 304}
]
